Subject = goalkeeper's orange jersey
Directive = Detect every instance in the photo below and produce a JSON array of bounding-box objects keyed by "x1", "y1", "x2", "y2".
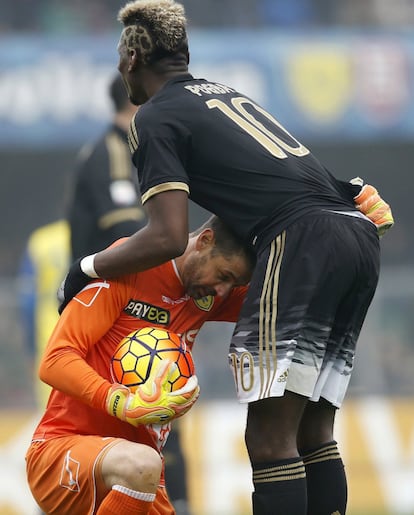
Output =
[{"x1": 32, "y1": 248, "x2": 246, "y2": 459}]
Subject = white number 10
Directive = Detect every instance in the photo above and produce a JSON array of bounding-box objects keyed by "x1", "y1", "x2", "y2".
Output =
[{"x1": 206, "y1": 97, "x2": 309, "y2": 159}]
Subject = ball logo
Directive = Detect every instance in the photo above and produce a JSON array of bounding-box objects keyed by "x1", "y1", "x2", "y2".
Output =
[{"x1": 193, "y1": 295, "x2": 214, "y2": 312}]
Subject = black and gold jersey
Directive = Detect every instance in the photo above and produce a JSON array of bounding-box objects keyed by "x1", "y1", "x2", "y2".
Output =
[
  {"x1": 129, "y1": 74, "x2": 356, "y2": 248},
  {"x1": 68, "y1": 124, "x2": 146, "y2": 259}
]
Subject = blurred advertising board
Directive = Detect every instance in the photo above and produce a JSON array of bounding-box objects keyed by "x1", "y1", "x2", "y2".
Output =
[
  {"x1": 1, "y1": 30, "x2": 414, "y2": 147},
  {"x1": 1, "y1": 399, "x2": 414, "y2": 514}
]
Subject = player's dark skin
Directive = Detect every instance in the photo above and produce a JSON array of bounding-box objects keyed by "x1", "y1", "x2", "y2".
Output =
[{"x1": 89, "y1": 37, "x2": 338, "y2": 467}]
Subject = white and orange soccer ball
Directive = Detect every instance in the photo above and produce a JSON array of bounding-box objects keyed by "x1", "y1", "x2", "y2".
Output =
[{"x1": 110, "y1": 327, "x2": 195, "y2": 392}]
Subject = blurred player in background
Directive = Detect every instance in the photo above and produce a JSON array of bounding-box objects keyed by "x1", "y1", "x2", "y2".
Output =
[
  {"x1": 26, "y1": 216, "x2": 254, "y2": 515},
  {"x1": 67, "y1": 72, "x2": 192, "y2": 514},
  {"x1": 58, "y1": 1, "x2": 394, "y2": 514},
  {"x1": 18, "y1": 220, "x2": 70, "y2": 408},
  {"x1": 67, "y1": 73, "x2": 145, "y2": 258}
]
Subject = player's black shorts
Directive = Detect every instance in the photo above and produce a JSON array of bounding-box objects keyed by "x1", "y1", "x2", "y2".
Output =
[{"x1": 229, "y1": 211, "x2": 380, "y2": 407}]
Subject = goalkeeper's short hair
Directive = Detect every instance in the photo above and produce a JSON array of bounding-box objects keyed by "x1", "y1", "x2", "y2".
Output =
[{"x1": 193, "y1": 216, "x2": 256, "y2": 272}]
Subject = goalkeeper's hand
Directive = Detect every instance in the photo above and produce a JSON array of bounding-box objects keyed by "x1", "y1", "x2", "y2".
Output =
[
  {"x1": 57, "y1": 255, "x2": 98, "y2": 314},
  {"x1": 350, "y1": 177, "x2": 394, "y2": 237},
  {"x1": 106, "y1": 360, "x2": 200, "y2": 426}
]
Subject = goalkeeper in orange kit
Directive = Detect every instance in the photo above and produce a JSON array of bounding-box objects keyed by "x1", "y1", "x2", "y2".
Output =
[{"x1": 26, "y1": 216, "x2": 254, "y2": 515}]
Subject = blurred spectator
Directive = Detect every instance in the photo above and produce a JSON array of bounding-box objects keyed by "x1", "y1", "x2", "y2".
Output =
[
  {"x1": 37, "y1": 0, "x2": 117, "y2": 34},
  {"x1": 0, "y1": 0, "x2": 42, "y2": 33},
  {"x1": 2, "y1": 0, "x2": 414, "y2": 33}
]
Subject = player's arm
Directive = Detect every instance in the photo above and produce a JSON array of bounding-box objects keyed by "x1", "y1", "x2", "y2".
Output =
[
  {"x1": 43, "y1": 280, "x2": 199, "y2": 424},
  {"x1": 96, "y1": 189, "x2": 189, "y2": 276},
  {"x1": 58, "y1": 107, "x2": 191, "y2": 312},
  {"x1": 58, "y1": 189, "x2": 189, "y2": 313},
  {"x1": 339, "y1": 177, "x2": 394, "y2": 237},
  {"x1": 40, "y1": 278, "x2": 129, "y2": 405},
  {"x1": 350, "y1": 178, "x2": 394, "y2": 237}
]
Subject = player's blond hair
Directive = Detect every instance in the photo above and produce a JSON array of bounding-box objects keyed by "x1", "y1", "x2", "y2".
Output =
[{"x1": 118, "y1": 0, "x2": 188, "y2": 64}]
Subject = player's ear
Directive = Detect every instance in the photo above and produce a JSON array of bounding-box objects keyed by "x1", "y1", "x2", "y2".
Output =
[
  {"x1": 129, "y1": 49, "x2": 140, "y2": 72},
  {"x1": 196, "y1": 229, "x2": 214, "y2": 250}
]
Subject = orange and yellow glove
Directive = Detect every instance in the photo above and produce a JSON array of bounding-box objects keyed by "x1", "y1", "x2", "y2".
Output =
[
  {"x1": 351, "y1": 177, "x2": 394, "y2": 237},
  {"x1": 106, "y1": 360, "x2": 200, "y2": 426}
]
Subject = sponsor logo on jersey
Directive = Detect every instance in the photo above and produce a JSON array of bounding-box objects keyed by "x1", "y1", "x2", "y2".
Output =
[
  {"x1": 124, "y1": 299, "x2": 170, "y2": 325},
  {"x1": 193, "y1": 295, "x2": 214, "y2": 312}
]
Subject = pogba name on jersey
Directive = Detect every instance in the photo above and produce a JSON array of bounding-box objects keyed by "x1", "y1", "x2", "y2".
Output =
[
  {"x1": 124, "y1": 299, "x2": 170, "y2": 325},
  {"x1": 184, "y1": 82, "x2": 236, "y2": 97}
]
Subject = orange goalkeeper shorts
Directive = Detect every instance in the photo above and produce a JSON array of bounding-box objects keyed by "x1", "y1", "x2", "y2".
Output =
[{"x1": 26, "y1": 435, "x2": 174, "y2": 515}]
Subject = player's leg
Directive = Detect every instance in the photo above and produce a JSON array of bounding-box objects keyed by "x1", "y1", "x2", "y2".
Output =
[
  {"x1": 26, "y1": 435, "x2": 167, "y2": 515},
  {"x1": 246, "y1": 393, "x2": 309, "y2": 515},
  {"x1": 297, "y1": 217, "x2": 379, "y2": 515},
  {"x1": 298, "y1": 400, "x2": 347, "y2": 515},
  {"x1": 26, "y1": 435, "x2": 117, "y2": 514},
  {"x1": 230, "y1": 213, "x2": 379, "y2": 515},
  {"x1": 230, "y1": 227, "x2": 323, "y2": 515},
  {"x1": 98, "y1": 439, "x2": 162, "y2": 514}
]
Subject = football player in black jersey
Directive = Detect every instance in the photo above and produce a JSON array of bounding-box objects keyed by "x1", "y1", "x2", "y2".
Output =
[
  {"x1": 59, "y1": 1, "x2": 393, "y2": 514},
  {"x1": 67, "y1": 74, "x2": 145, "y2": 259}
]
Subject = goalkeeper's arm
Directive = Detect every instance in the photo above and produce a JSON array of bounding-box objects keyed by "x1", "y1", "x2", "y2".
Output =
[{"x1": 106, "y1": 360, "x2": 200, "y2": 426}]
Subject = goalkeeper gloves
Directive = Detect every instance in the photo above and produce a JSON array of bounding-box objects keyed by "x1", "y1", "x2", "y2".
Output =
[
  {"x1": 350, "y1": 177, "x2": 394, "y2": 237},
  {"x1": 57, "y1": 254, "x2": 98, "y2": 314},
  {"x1": 106, "y1": 360, "x2": 200, "y2": 426}
]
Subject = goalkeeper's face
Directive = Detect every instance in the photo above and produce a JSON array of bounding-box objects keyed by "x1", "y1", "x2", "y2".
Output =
[{"x1": 181, "y1": 249, "x2": 251, "y2": 300}]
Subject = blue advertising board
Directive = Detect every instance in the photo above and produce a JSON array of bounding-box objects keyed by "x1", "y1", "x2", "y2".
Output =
[{"x1": 1, "y1": 29, "x2": 414, "y2": 147}]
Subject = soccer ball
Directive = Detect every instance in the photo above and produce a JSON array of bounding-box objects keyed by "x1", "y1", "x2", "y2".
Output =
[{"x1": 110, "y1": 327, "x2": 195, "y2": 392}]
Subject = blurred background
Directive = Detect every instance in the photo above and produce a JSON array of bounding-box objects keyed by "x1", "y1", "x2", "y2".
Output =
[{"x1": 0, "y1": 1, "x2": 413, "y2": 514}]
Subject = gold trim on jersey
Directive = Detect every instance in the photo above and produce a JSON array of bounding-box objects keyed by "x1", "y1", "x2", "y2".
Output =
[
  {"x1": 141, "y1": 182, "x2": 189, "y2": 204},
  {"x1": 98, "y1": 207, "x2": 145, "y2": 230},
  {"x1": 258, "y1": 232, "x2": 286, "y2": 400},
  {"x1": 128, "y1": 112, "x2": 139, "y2": 153},
  {"x1": 106, "y1": 132, "x2": 131, "y2": 180}
]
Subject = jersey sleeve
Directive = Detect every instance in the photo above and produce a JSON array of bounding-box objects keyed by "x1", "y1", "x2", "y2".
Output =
[
  {"x1": 128, "y1": 106, "x2": 190, "y2": 205},
  {"x1": 39, "y1": 276, "x2": 131, "y2": 411}
]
